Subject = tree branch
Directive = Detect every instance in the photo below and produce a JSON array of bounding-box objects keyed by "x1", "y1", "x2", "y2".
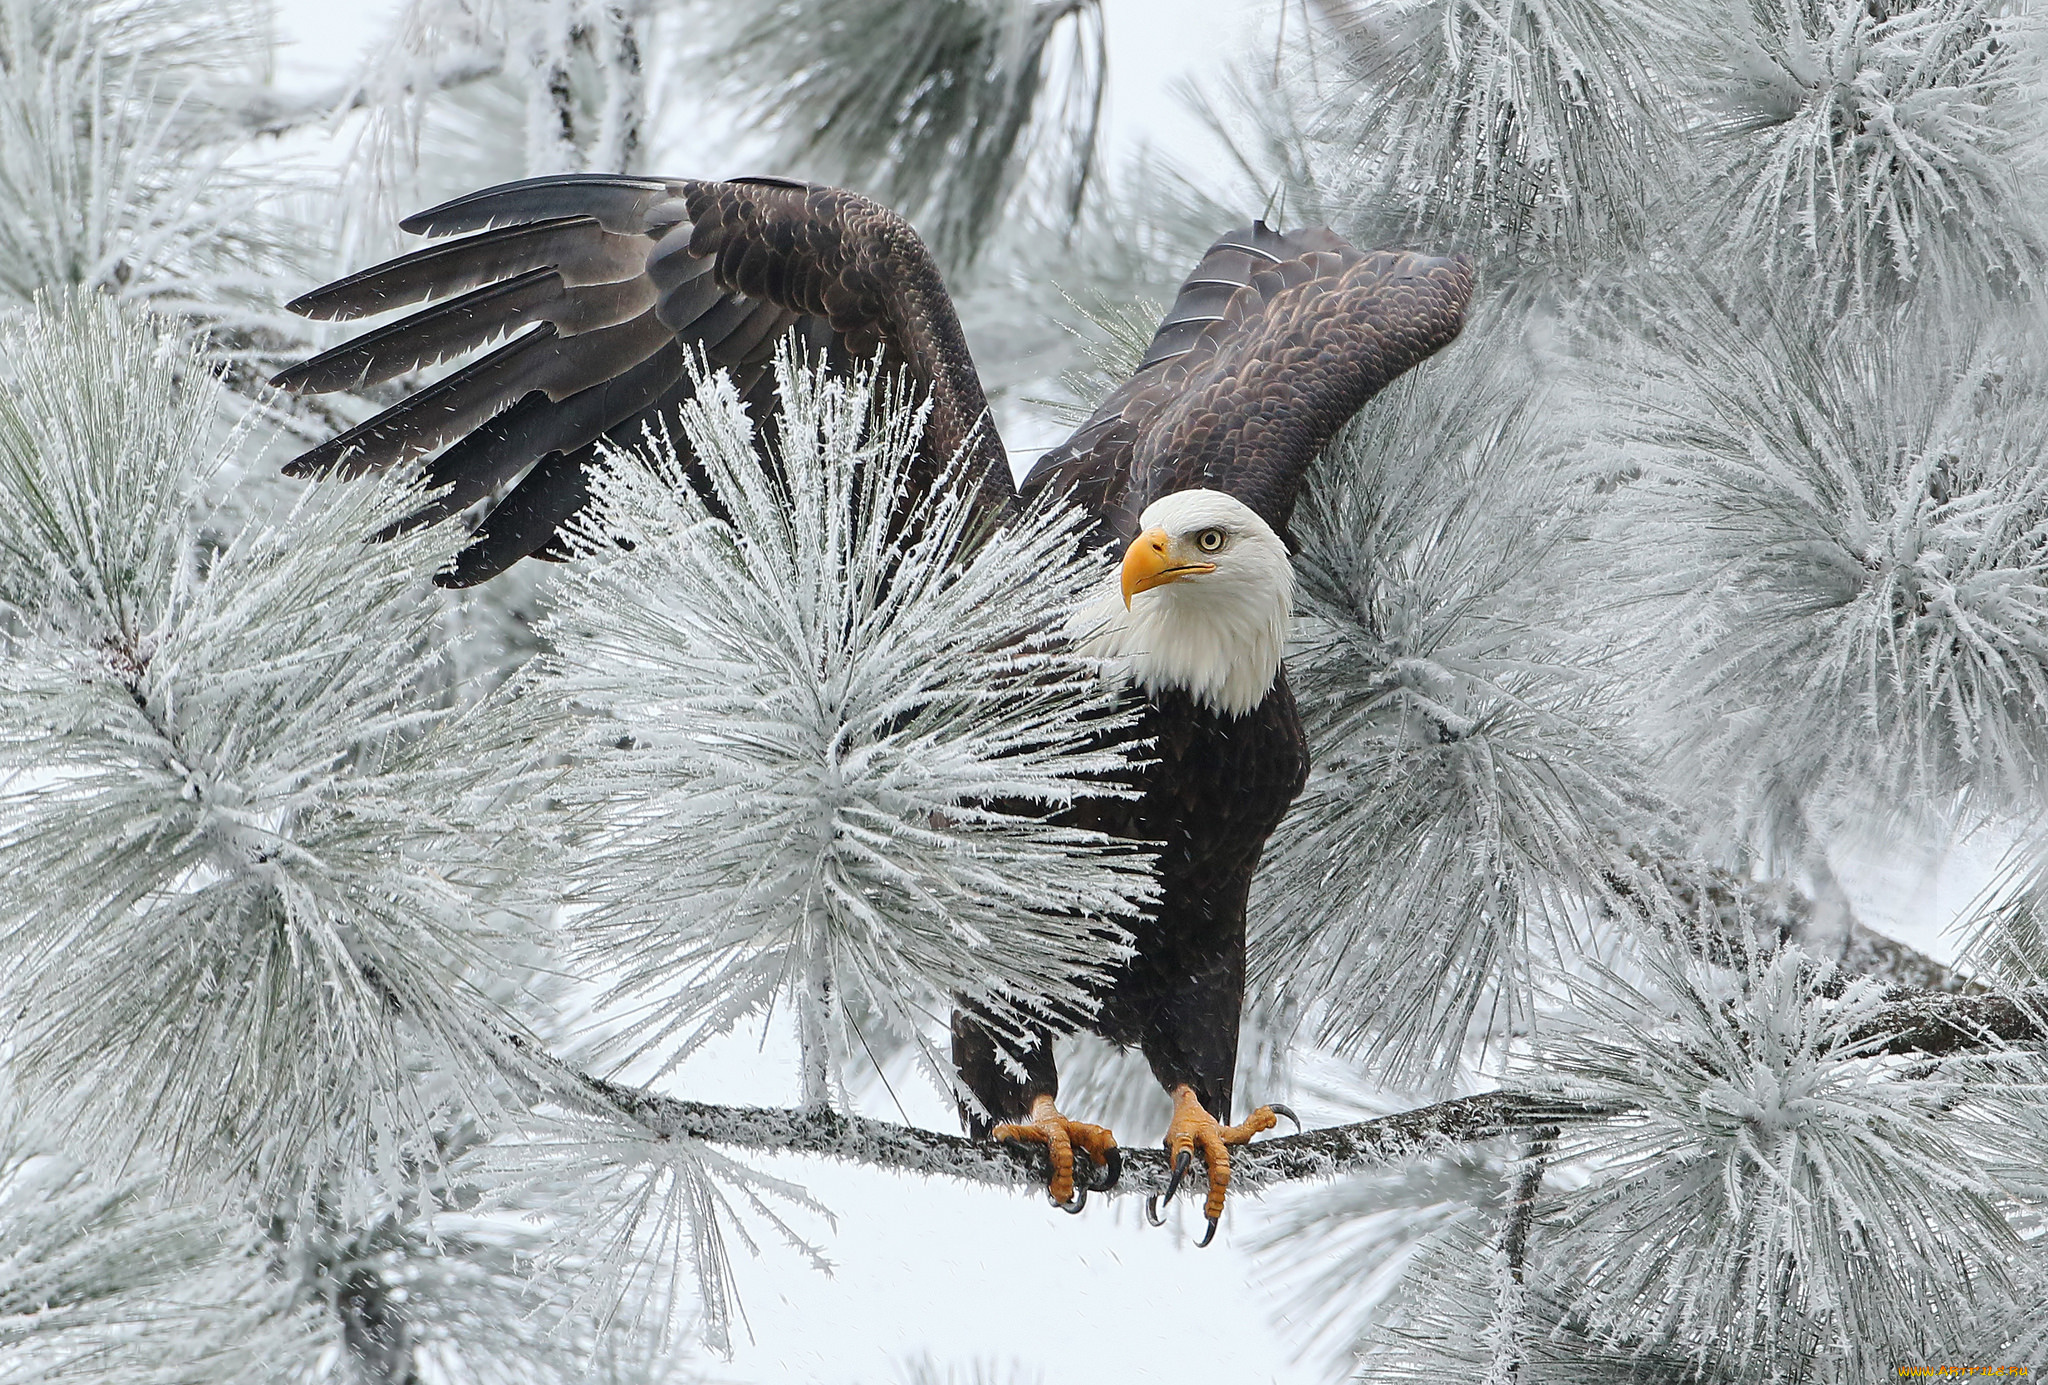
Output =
[
  {"x1": 1498, "y1": 1128, "x2": 1554, "y2": 1277},
  {"x1": 516, "y1": 983, "x2": 2048, "y2": 1202},
  {"x1": 1487, "y1": 1127, "x2": 1556, "y2": 1385},
  {"x1": 1854, "y1": 988, "x2": 2048, "y2": 1055},
  {"x1": 1612, "y1": 848, "x2": 1975, "y2": 993},
  {"x1": 213, "y1": 49, "x2": 507, "y2": 138},
  {"x1": 549, "y1": 1058, "x2": 1618, "y2": 1197}
]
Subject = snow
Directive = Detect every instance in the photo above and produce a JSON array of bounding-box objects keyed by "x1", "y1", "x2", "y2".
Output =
[{"x1": 664, "y1": 1018, "x2": 1323, "y2": 1385}]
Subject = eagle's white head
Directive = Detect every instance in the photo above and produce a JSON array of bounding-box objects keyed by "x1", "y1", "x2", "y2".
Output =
[{"x1": 1067, "y1": 488, "x2": 1294, "y2": 718}]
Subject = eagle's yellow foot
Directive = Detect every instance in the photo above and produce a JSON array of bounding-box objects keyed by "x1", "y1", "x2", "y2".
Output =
[
  {"x1": 1146, "y1": 1084, "x2": 1300, "y2": 1246},
  {"x1": 992, "y1": 1095, "x2": 1121, "y2": 1213}
]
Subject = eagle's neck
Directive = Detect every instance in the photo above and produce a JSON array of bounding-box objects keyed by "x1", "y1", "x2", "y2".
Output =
[{"x1": 1068, "y1": 564, "x2": 1293, "y2": 718}]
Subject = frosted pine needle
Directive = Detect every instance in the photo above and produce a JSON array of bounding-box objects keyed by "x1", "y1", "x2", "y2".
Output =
[
  {"x1": 1254, "y1": 329, "x2": 1654, "y2": 1082},
  {"x1": 0, "y1": 1094, "x2": 318, "y2": 1385},
  {"x1": 541, "y1": 347, "x2": 1151, "y2": 1104},
  {"x1": 706, "y1": 0, "x2": 1105, "y2": 269},
  {"x1": 1312, "y1": 0, "x2": 1678, "y2": 263},
  {"x1": 1545, "y1": 944, "x2": 2029, "y2": 1375},
  {"x1": 1594, "y1": 298, "x2": 2048, "y2": 854},
  {"x1": 1703, "y1": 0, "x2": 2045, "y2": 310},
  {"x1": 0, "y1": 0, "x2": 316, "y2": 330},
  {"x1": 0, "y1": 296, "x2": 547, "y2": 1205}
]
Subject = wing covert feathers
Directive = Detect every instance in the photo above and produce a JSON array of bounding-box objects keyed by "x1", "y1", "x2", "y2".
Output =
[
  {"x1": 273, "y1": 174, "x2": 1009, "y2": 582},
  {"x1": 1023, "y1": 223, "x2": 1474, "y2": 543}
]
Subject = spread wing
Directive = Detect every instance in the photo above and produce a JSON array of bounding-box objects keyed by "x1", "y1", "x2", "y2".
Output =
[
  {"x1": 1022, "y1": 223, "x2": 1474, "y2": 544},
  {"x1": 271, "y1": 174, "x2": 1009, "y2": 586}
]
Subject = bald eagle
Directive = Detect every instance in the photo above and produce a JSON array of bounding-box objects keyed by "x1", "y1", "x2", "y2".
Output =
[{"x1": 271, "y1": 175, "x2": 1472, "y2": 1242}]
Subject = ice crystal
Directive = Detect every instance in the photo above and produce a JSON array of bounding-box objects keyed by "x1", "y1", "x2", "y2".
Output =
[
  {"x1": 0, "y1": 295, "x2": 546, "y2": 1205},
  {"x1": 540, "y1": 347, "x2": 1151, "y2": 1104},
  {"x1": 1546, "y1": 944, "x2": 2033, "y2": 1375}
]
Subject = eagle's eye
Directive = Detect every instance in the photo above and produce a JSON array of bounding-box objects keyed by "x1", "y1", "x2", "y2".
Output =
[{"x1": 1195, "y1": 528, "x2": 1227, "y2": 554}]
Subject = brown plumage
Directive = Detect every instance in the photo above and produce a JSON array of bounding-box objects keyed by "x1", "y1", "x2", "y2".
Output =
[
  {"x1": 274, "y1": 175, "x2": 1007, "y2": 580},
  {"x1": 1025, "y1": 223, "x2": 1473, "y2": 546},
  {"x1": 273, "y1": 176, "x2": 1472, "y2": 1234}
]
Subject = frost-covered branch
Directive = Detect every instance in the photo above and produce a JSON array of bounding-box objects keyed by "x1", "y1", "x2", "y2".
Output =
[
  {"x1": 218, "y1": 49, "x2": 506, "y2": 138},
  {"x1": 526, "y1": 1048, "x2": 1620, "y2": 1198},
  {"x1": 521, "y1": 979, "x2": 2045, "y2": 1200},
  {"x1": 1610, "y1": 850, "x2": 1975, "y2": 994},
  {"x1": 1483, "y1": 1129, "x2": 1555, "y2": 1385},
  {"x1": 1851, "y1": 988, "x2": 2048, "y2": 1056}
]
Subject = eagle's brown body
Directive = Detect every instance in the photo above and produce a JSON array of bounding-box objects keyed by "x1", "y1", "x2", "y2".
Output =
[{"x1": 272, "y1": 174, "x2": 1472, "y2": 1225}]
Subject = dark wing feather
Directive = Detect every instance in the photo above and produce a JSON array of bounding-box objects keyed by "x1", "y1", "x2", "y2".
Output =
[
  {"x1": 1022, "y1": 223, "x2": 1473, "y2": 543},
  {"x1": 285, "y1": 216, "x2": 648, "y2": 320},
  {"x1": 283, "y1": 325, "x2": 563, "y2": 480},
  {"x1": 272, "y1": 174, "x2": 1010, "y2": 583},
  {"x1": 444, "y1": 445, "x2": 595, "y2": 582},
  {"x1": 373, "y1": 339, "x2": 690, "y2": 539},
  {"x1": 445, "y1": 354, "x2": 785, "y2": 587},
  {"x1": 273, "y1": 269, "x2": 569, "y2": 393},
  {"x1": 396, "y1": 173, "x2": 679, "y2": 235}
]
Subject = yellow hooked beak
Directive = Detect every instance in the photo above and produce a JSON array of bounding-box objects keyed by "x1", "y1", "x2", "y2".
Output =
[{"x1": 1122, "y1": 527, "x2": 1216, "y2": 608}]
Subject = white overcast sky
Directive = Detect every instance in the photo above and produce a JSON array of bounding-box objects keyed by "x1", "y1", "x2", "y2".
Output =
[
  {"x1": 267, "y1": 0, "x2": 1260, "y2": 167},
  {"x1": 257, "y1": 4, "x2": 1987, "y2": 1380}
]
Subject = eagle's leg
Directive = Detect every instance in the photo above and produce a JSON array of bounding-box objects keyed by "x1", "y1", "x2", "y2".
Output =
[
  {"x1": 1146, "y1": 1085, "x2": 1299, "y2": 1246},
  {"x1": 950, "y1": 1008, "x2": 1120, "y2": 1210},
  {"x1": 1113, "y1": 923, "x2": 1293, "y2": 1240}
]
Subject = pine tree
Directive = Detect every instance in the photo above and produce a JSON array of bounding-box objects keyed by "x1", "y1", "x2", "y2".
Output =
[{"x1": 4, "y1": 1, "x2": 2047, "y2": 1382}]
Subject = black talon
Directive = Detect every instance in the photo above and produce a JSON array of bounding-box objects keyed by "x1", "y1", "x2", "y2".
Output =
[
  {"x1": 1196, "y1": 1216, "x2": 1219, "y2": 1248},
  {"x1": 1268, "y1": 1103, "x2": 1301, "y2": 1134},
  {"x1": 1087, "y1": 1144, "x2": 1122, "y2": 1193},
  {"x1": 1164, "y1": 1147, "x2": 1192, "y2": 1203},
  {"x1": 1145, "y1": 1148, "x2": 1193, "y2": 1226},
  {"x1": 1055, "y1": 1183, "x2": 1087, "y2": 1215}
]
